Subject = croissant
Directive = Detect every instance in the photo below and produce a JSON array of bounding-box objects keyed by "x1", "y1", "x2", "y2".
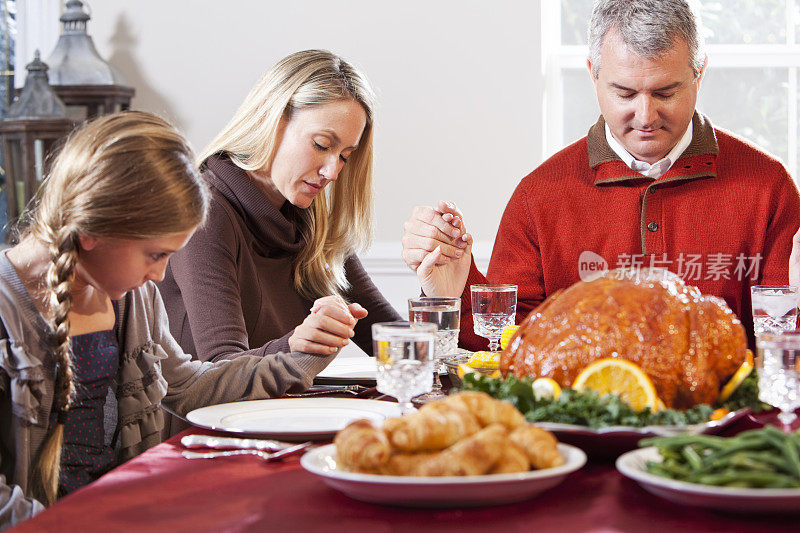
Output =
[
  {"x1": 414, "y1": 424, "x2": 507, "y2": 476},
  {"x1": 444, "y1": 391, "x2": 525, "y2": 429},
  {"x1": 334, "y1": 419, "x2": 391, "y2": 470},
  {"x1": 488, "y1": 441, "x2": 530, "y2": 474},
  {"x1": 509, "y1": 425, "x2": 564, "y2": 469},
  {"x1": 383, "y1": 401, "x2": 480, "y2": 452},
  {"x1": 375, "y1": 451, "x2": 439, "y2": 476}
]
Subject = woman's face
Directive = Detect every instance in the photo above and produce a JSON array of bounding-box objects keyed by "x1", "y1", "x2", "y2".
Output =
[
  {"x1": 263, "y1": 99, "x2": 367, "y2": 209},
  {"x1": 76, "y1": 230, "x2": 195, "y2": 300}
]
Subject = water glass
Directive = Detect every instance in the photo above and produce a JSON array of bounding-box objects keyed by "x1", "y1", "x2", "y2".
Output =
[
  {"x1": 408, "y1": 296, "x2": 460, "y2": 402},
  {"x1": 756, "y1": 331, "x2": 800, "y2": 429},
  {"x1": 751, "y1": 286, "x2": 799, "y2": 337},
  {"x1": 470, "y1": 284, "x2": 517, "y2": 352},
  {"x1": 372, "y1": 322, "x2": 436, "y2": 414}
]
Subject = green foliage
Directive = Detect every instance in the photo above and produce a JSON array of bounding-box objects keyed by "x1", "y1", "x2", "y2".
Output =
[{"x1": 460, "y1": 371, "x2": 765, "y2": 429}]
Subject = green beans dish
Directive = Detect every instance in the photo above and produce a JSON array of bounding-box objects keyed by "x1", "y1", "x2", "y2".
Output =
[{"x1": 641, "y1": 426, "x2": 800, "y2": 489}]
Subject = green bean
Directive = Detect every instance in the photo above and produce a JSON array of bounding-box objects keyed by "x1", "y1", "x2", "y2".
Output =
[
  {"x1": 693, "y1": 471, "x2": 796, "y2": 487},
  {"x1": 760, "y1": 427, "x2": 800, "y2": 479},
  {"x1": 681, "y1": 445, "x2": 704, "y2": 471}
]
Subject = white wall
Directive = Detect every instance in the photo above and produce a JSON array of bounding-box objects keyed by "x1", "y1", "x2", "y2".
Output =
[{"x1": 21, "y1": 0, "x2": 544, "y2": 313}]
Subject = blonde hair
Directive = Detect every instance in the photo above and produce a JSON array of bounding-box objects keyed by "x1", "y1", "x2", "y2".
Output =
[
  {"x1": 199, "y1": 49, "x2": 376, "y2": 299},
  {"x1": 25, "y1": 111, "x2": 208, "y2": 505}
]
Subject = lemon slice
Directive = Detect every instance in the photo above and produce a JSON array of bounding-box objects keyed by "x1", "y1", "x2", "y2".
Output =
[
  {"x1": 500, "y1": 326, "x2": 520, "y2": 350},
  {"x1": 572, "y1": 358, "x2": 659, "y2": 412},
  {"x1": 532, "y1": 377, "x2": 561, "y2": 400},
  {"x1": 467, "y1": 351, "x2": 500, "y2": 369},
  {"x1": 376, "y1": 340, "x2": 391, "y2": 364},
  {"x1": 718, "y1": 350, "x2": 755, "y2": 402},
  {"x1": 457, "y1": 364, "x2": 500, "y2": 380}
]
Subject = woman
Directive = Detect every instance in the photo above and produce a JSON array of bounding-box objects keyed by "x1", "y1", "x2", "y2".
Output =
[
  {"x1": 0, "y1": 112, "x2": 331, "y2": 527},
  {"x1": 158, "y1": 50, "x2": 401, "y2": 363}
]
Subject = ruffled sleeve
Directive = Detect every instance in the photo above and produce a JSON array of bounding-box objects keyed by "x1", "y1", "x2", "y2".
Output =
[
  {"x1": 0, "y1": 338, "x2": 48, "y2": 426},
  {"x1": 115, "y1": 340, "x2": 169, "y2": 461}
]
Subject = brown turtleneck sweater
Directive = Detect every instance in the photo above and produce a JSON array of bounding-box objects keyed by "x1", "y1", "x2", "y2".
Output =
[{"x1": 158, "y1": 154, "x2": 401, "y2": 363}]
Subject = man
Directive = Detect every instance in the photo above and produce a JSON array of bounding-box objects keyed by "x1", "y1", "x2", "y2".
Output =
[{"x1": 402, "y1": 0, "x2": 800, "y2": 350}]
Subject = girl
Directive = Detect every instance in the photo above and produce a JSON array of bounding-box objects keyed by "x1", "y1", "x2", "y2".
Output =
[
  {"x1": 157, "y1": 49, "x2": 401, "y2": 364},
  {"x1": 0, "y1": 111, "x2": 331, "y2": 527}
]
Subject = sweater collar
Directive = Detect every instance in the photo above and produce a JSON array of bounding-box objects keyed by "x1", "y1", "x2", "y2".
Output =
[
  {"x1": 587, "y1": 112, "x2": 719, "y2": 186},
  {"x1": 203, "y1": 154, "x2": 305, "y2": 253}
]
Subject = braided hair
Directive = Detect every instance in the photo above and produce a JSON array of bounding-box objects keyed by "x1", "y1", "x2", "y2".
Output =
[{"x1": 24, "y1": 111, "x2": 208, "y2": 504}]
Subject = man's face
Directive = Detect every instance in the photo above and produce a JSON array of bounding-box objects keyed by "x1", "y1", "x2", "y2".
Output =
[{"x1": 589, "y1": 29, "x2": 704, "y2": 164}]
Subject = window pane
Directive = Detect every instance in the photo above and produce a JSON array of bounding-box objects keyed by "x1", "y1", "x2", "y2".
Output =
[
  {"x1": 697, "y1": 67, "x2": 788, "y2": 164},
  {"x1": 562, "y1": 69, "x2": 600, "y2": 145},
  {"x1": 700, "y1": 0, "x2": 786, "y2": 44},
  {"x1": 561, "y1": 0, "x2": 593, "y2": 45}
]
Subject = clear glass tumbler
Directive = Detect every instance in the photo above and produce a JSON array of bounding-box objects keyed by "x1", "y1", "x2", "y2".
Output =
[
  {"x1": 756, "y1": 331, "x2": 800, "y2": 430},
  {"x1": 751, "y1": 285, "x2": 799, "y2": 337},
  {"x1": 372, "y1": 321, "x2": 436, "y2": 414},
  {"x1": 470, "y1": 284, "x2": 517, "y2": 351},
  {"x1": 408, "y1": 296, "x2": 460, "y2": 402}
]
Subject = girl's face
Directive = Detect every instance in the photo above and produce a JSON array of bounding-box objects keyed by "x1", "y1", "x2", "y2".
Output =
[
  {"x1": 261, "y1": 99, "x2": 367, "y2": 209},
  {"x1": 76, "y1": 230, "x2": 195, "y2": 299}
]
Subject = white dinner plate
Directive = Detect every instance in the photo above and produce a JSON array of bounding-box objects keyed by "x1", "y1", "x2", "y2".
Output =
[
  {"x1": 186, "y1": 398, "x2": 402, "y2": 441},
  {"x1": 300, "y1": 443, "x2": 586, "y2": 507},
  {"x1": 616, "y1": 447, "x2": 800, "y2": 513}
]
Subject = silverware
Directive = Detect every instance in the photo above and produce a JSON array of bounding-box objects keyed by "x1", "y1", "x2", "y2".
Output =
[
  {"x1": 285, "y1": 384, "x2": 368, "y2": 397},
  {"x1": 180, "y1": 434, "x2": 294, "y2": 451},
  {"x1": 181, "y1": 441, "x2": 311, "y2": 461}
]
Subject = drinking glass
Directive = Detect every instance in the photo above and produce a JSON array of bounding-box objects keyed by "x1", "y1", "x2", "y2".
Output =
[
  {"x1": 470, "y1": 284, "x2": 517, "y2": 352},
  {"x1": 751, "y1": 286, "x2": 799, "y2": 337},
  {"x1": 408, "y1": 296, "x2": 460, "y2": 402},
  {"x1": 756, "y1": 331, "x2": 800, "y2": 429},
  {"x1": 372, "y1": 322, "x2": 436, "y2": 414}
]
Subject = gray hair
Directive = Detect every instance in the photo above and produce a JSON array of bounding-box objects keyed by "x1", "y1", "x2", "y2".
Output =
[{"x1": 588, "y1": 0, "x2": 705, "y2": 78}]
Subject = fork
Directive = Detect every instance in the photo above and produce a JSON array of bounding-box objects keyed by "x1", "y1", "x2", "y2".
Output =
[
  {"x1": 181, "y1": 441, "x2": 311, "y2": 461},
  {"x1": 284, "y1": 384, "x2": 368, "y2": 397}
]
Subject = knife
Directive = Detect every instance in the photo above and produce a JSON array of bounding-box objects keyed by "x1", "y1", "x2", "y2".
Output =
[{"x1": 180, "y1": 434, "x2": 294, "y2": 451}]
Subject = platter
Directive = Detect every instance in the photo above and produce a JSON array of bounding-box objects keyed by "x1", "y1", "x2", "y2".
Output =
[
  {"x1": 300, "y1": 443, "x2": 587, "y2": 507},
  {"x1": 616, "y1": 446, "x2": 800, "y2": 513},
  {"x1": 186, "y1": 398, "x2": 401, "y2": 441},
  {"x1": 535, "y1": 408, "x2": 751, "y2": 457}
]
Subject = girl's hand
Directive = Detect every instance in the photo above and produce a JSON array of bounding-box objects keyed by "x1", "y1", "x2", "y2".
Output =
[{"x1": 289, "y1": 296, "x2": 368, "y2": 354}]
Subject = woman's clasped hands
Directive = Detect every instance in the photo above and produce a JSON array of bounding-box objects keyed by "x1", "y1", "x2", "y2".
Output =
[{"x1": 289, "y1": 295, "x2": 368, "y2": 354}]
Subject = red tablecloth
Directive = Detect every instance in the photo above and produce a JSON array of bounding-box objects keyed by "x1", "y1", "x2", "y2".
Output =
[{"x1": 12, "y1": 426, "x2": 799, "y2": 533}]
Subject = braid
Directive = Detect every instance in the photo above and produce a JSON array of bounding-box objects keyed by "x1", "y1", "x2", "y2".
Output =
[{"x1": 30, "y1": 221, "x2": 78, "y2": 505}]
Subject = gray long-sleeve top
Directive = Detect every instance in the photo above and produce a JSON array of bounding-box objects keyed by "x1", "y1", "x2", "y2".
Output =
[{"x1": 0, "y1": 251, "x2": 333, "y2": 529}]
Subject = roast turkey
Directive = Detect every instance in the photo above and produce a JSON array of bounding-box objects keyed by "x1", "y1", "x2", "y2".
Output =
[{"x1": 500, "y1": 269, "x2": 747, "y2": 409}]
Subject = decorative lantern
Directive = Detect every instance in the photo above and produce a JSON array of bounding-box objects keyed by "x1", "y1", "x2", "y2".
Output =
[
  {"x1": 0, "y1": 51, "x2": 74, "y2": 236},
  {"x1": 44, "y1": 0, "x2": 134, "y2": 120}
]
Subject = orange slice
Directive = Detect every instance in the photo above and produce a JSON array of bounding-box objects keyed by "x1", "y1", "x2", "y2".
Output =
[
  {"x1": 500, "y1": 326, "x2": 520, "y2": 350},
  {"x1": 572, "y1": 358, "x2": 659, "y2": 412},
  {"x1": 718, "y1": 350, "x2": 754, "y2": 402}
]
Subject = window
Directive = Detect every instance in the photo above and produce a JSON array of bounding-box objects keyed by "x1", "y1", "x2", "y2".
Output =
[{"x1": 541, "y1": 0, "x2": 800, "y2": 181}]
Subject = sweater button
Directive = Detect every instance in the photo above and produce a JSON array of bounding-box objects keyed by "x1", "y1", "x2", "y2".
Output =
[{"x1": 647, "y1": 222, "x2": 659, "y2": 232}]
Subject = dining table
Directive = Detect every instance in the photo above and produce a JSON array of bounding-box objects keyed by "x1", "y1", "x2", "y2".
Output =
[{"x1": 10, "y1": 390, "x2": 800, "y2": 533}]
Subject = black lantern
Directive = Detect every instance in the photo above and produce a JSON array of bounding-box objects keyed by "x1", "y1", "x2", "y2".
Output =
[
  {"x1": 0, "y1": 51, "x2": 74, "y2": 236},
  {"x1": 44, "y1": 0, "x2": 134, "y2": 120}
]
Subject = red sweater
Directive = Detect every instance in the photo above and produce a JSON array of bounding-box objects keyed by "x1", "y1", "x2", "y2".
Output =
[{"x1": 460, "y1": 113, "x2": 800, "y2": 350}]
